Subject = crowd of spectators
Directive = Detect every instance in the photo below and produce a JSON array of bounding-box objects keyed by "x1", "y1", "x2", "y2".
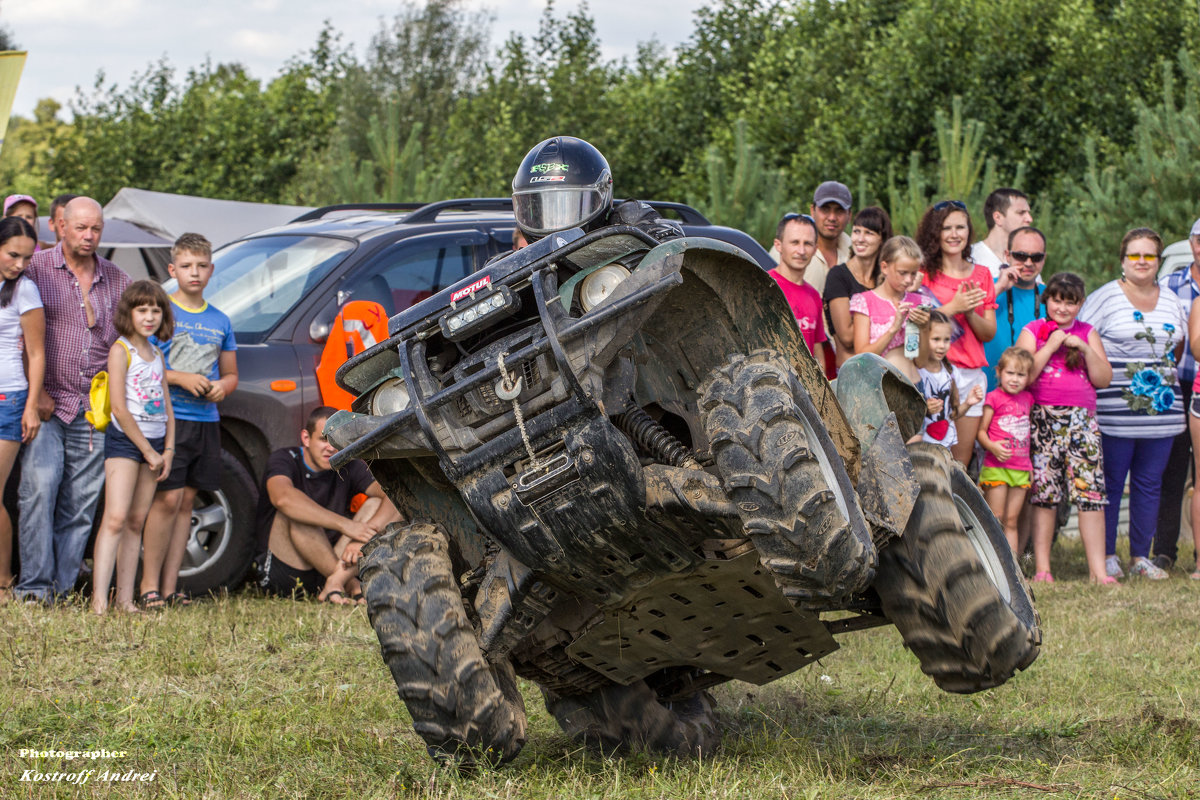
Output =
[
  {"x1": 0, "y1": 194, "x2": 398, "y2": 611},
  {"x1": 774, "y1": 182, "x2": 1200, "y2": 584}
]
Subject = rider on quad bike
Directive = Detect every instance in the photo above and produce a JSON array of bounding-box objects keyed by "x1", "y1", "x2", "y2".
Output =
[{"x1": 327, "y1": 136, "x2": 1041, "y2": 768}]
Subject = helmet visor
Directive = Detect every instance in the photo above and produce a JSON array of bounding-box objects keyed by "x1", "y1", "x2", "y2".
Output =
[{"x1": 513, "y1": 187, "x2": 607, "y2": 235}]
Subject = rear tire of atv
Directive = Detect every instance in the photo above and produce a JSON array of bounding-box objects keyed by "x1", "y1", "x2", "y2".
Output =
[
  {"x1": 874, "y1": 443, "x2": 1041, "y2": 693},
  {"x1": 700, "y1": 349, "x2": 875, "y2": 607},
  {"x1": 544, "y1": 681, "x2": 719, "y2": 757},
  {"x1": 359, "y1": 522, "x2": 528, "y2": 768}
]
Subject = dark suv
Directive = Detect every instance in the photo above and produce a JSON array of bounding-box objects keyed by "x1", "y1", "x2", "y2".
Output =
[{"x1": 166, "y1": 198, "x2": 774, "y2": 595}]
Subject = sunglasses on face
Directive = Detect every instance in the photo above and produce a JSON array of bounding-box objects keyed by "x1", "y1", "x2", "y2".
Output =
[
  {"x1": 933, "y1": 200, "x2": 968, "y2": 212},
  {"x1": 1124, "y1": 253, "x2": 1159, "y2": 262},
  {"x1": 1010, "y1": 251, "x2": 1045, "y2": 264}
]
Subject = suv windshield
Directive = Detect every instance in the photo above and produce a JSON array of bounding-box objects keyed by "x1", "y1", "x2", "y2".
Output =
[{"x1": 163, "y1": 235, "x2": 355, "y2": 343}]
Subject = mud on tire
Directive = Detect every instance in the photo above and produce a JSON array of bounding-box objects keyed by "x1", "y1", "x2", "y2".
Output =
[
  {"x1": 700, "y1": 349, "x2": 875, "y2": 607},
  {"x1": 874, "y1": 444, "x2": 1041, "y2": 693},
  {"x1": 544, "y1": 680, "x2": 719, "y2": 757},
  {"x1": 360, "y1": 522, "x2": 527, "y2": 767}
]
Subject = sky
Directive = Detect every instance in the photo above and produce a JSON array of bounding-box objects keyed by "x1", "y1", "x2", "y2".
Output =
[{"x1": 3, "y1": 0, "x2": 712, "y2": 119}]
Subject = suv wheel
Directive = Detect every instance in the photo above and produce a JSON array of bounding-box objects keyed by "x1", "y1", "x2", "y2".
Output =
[{"x1": 177, "y1": 449, "x2": 258, "y2": 596}]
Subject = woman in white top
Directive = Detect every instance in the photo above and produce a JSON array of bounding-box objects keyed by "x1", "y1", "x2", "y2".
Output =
[
  {"x1": 1078, "y1": 228, "x2": 1187, "y2": 580},
  {"x1": 0, "y1": 217, "x2": 44, "y2": 603}
]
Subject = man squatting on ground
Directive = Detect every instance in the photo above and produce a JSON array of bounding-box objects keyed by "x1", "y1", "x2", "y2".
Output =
[{"x1": 257, "y1": 406, "x2": 401, "y2": 604}]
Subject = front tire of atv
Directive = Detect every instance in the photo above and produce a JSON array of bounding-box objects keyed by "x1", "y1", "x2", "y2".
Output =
[
  {"x1": 700, "y1": 349, "x2": 875, "y2": 607},
  {"x1": 874, "y1": 444, "x2": 1041, "y2": 693},
  {"x1": 359, "y1": 522, "x2": 528, "y2": 768},
  {"x1": 544, "y1": 681, "x2": 719, "y2": 757}
]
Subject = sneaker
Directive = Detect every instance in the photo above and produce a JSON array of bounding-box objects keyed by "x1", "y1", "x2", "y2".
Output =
[
  {"x1": 1128, "y1": 557, "x2": 1169, "y2": 580},
  {"x1": 1105, "y1": 555, "x2": 1125, "y2": 579},
  {"x1": 1151, "y1": 554, "x2": 1175, "y2": 571}
]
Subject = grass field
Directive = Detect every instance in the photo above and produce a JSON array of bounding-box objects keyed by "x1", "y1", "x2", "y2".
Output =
[{"x1": 1, "y1": 538, "x2": 1197, "y2": 799}]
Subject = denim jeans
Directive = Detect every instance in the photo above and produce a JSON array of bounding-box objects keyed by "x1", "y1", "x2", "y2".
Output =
[
  {"x1": 1101, "y1": 433, "x2": 1176, "y2": 559},
  {"x1": 15, "y1": 412, "x2": 106, "y2": 600}
]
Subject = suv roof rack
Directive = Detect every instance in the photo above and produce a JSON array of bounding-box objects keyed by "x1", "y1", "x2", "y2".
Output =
[
  {"x1": 294, "y1": 198, "x2": 713, "y2": 227},
  {"x1": 401, "y1": 198, "x2": 515, "y2": 225},
  {"x1": 291, "y1": 203, "x2": 426, "y2": 222}
]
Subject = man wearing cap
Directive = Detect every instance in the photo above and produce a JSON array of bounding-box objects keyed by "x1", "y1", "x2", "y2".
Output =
[
  {"x1": 973, "y1": 189, "x2": 1034, "y2": 280},
  {"x1": 15, "y1": 197, "x2": 131, "y2": 603},
  {"x1": 1152, "y1": 215, "x2": 1200, "y2": 572},
  {"x1": 805, "y1": 181, "x2": 852, "y2": 296}
]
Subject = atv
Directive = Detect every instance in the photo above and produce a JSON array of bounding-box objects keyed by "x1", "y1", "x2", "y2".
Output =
[{"x1": 325, "y1": 225, "x2": 1041, "y2": 766}]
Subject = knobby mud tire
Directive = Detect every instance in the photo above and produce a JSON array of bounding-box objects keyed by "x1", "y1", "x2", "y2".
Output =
[
  {"x1": 360, "y1": 522, "x2": 528, "y2": 768},
  {"x1": 874, "y1": 444, "x2": 1041, "y2": 693},
  {"x1": 544, "y1": 681, "x2": 719, "y2": 757},
  {"x1": 700, "y1": 349, "x2": 875, "y2": 607}
]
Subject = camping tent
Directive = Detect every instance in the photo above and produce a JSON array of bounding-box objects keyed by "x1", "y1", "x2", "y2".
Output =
[
  {"x1": 36, "y1": 215, "x2": 174, "y2": 282},
  {"x1": 97, "y1": 188, "x2": 315, "y2": 281},
  {"x1": 104, "y1": 188, "x2": 314, "y2": 250}
]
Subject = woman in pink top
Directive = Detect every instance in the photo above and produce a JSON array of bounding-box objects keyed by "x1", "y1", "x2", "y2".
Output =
[
  {"x1": 850, "y1": 236, "x2": 929, "y2": 383},
  {"x1": 917, "y1": 200, "x2": 997, "y2": 465},
  {"x1": 1017, "y1": 272, "x2": 1113, "y2": 584}
]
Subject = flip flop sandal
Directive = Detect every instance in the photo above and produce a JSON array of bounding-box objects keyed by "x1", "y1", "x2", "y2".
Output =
[
  {"x1": 320, "y1": 590, "x2": 349, "y2": 605},
  {"x1": 351, "y1": 592, "x2": 366, "y2": 605},
  {"x1": 166, "y1": 592, "x2": 192, "y2": 607},
  {"x1": 138, "y1": 591, "x2": 167, "y2": 611}
]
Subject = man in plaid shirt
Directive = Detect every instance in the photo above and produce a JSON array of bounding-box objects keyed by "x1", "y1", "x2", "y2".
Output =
[
  {"x1": 15, "y1": 197, "x2": 130, "y2": 603},
  {"x1": 1153, "y1": 215, "x2": 1200, "y2": 572}
]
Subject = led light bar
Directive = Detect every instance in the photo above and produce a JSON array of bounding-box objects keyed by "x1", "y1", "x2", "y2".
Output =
[{"x1": 439, "y1": 285, "x2": 519, "y2": 340}]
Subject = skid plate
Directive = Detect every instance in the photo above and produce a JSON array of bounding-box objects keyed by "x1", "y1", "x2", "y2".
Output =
[{"x1": 566, "y1": 552, "x2": 839, "y2": 686}]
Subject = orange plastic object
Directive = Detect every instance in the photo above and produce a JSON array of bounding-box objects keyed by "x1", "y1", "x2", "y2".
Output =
[
  {"x1": 270, "y1": 380, "x2": 297, "y2": 392},
  {"x1": 315, "y1": 300, "x2": 389, "y2": 410}
]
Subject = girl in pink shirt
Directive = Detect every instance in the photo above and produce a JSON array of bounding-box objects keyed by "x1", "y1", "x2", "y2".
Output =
[
  {"x1": 977, "y1": 347, "x2": 1035, "y2": 554},
  {"x1": 1016, "y1": 272, "x2": 1113, "y2": 584},
  {"x1": 850, "y1": 236, "x2": 929, "y2": 383}
]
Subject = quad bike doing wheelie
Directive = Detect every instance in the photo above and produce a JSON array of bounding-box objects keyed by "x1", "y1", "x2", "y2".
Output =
[{"x1": 325, "y1": 225, "x2": 1041, "y2": 766}]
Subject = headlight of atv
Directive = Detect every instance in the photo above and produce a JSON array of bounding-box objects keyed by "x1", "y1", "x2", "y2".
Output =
[
  {"x1": 370, "y1": 377, "x2": 411, "y2": 416},
  {"x1": 579, "y1": 264, "x2": 631, "y2": 312}
]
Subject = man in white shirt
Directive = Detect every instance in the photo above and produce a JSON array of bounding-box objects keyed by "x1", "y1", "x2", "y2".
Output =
[{"x1": 972, "y1": 189, "x2": 1033, "y2": 280}]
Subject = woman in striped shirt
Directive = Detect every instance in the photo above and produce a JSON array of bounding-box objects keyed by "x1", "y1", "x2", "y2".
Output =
[{"x1": 1078, "y1": 228, "x2": 1187, "y2": 580}]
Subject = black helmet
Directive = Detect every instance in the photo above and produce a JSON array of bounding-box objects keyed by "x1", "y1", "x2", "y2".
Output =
[{"x1": 512, "y1": 136, "x2": 613, "y2": 236}]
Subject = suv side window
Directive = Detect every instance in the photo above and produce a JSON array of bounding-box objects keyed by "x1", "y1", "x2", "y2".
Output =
[{"x1": 344, "y1": 237, "x2": 480, "y2": 317}]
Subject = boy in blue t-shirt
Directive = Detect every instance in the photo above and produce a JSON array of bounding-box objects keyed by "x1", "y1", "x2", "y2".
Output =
[{"x1": 138, "y1": 233, "x2": 238, "y2": 608}]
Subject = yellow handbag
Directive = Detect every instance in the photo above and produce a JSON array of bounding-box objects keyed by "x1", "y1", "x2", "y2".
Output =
[{"x1": 86, "y1": 341, "x2": 131, "y2": 432}]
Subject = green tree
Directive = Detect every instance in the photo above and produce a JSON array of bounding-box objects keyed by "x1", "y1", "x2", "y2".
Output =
[
  {"x1": 1047, "y1": 50, "x2": 1200, "y2": 288},
  {"x1": 53, "y1": 25, "x2": 346, "y2": 204},
  {"x1": 0, "y1": 98, "x2": 76, "y2": 206},
  {"x1": 689, "y1": 118, "x2": 789, "y2": 247}
]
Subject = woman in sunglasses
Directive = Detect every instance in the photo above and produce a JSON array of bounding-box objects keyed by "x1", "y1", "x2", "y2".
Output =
[
  {"x1": 1078, "y1": 227, "x2": 1187, "y2": 581},
  {"x1": 915, "y1": 200, "x2": 997, "y2": 466}
]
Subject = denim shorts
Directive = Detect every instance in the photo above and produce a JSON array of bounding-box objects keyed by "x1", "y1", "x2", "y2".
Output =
[
  {"x1": 105, "y1": 424, "x2": 165, "y2": 464},
  {"x1": 0, "y1": 389, "x2": 28, "y2": 442}
]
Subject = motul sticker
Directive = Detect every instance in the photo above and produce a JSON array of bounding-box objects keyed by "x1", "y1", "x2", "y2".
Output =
[
  {"x1": 451, "y1": 276, "x2": 491, "y2": 302},
  {"x1": 530, "y1": 175, "x2": 566, "y2": 183}
]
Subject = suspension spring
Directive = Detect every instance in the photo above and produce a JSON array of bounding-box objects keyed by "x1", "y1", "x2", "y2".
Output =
[{"x1": 615, "y1": 405, "x2": 699, "y2": 469}]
